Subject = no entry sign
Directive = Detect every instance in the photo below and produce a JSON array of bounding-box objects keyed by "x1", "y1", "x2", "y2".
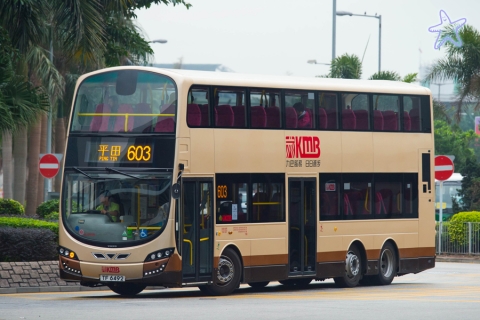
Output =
[
  {"x1": 434, "y1": 155, "x2": 454, "y2": 181},
  {"x1": 39, "y1": 154, "x2": 60, "y2": 179}
]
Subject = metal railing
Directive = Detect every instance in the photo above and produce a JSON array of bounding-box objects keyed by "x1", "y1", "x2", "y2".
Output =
[{"x1": 436, "y1": 222, "x2": 480, "y2": 255}]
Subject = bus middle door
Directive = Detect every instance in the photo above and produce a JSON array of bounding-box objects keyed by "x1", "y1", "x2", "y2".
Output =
[
  {"x1": 288, "y1": 178, "x2": 317, "y2": 276},
  {"x1": 181, "y1": 179, "x2": 214, "y2": 283}
]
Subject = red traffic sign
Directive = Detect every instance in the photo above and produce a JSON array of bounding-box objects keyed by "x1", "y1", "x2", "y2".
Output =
[
  {"x1": 435, "y1": 155, "x2": 454, "y2": 181},
  {"x1": 39, "y1": 154, "x2": 60, "y2": 179}
]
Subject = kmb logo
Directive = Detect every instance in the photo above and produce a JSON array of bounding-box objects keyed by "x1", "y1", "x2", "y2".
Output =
[
  {"x1": 286, "y1": 136, "x2": 321, "y2": 159},
  {"x1": 101, "y1": 266, "x2": 120, "y2": 273}
]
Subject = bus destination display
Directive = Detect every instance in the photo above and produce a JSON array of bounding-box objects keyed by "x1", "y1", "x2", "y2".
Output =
[{"x1": 84, "y1": 141, "x2": 153, "y2": 163}]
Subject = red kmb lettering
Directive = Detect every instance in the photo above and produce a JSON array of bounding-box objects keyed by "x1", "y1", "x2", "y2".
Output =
[
  {"x1": 101, "y1": 266, "x2": 120, "y2": 273},
  {"x1": 286, "y1": 136, "x2": 320, "y2": 158}
]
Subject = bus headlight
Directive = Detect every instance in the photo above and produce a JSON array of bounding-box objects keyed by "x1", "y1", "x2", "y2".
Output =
[
  {"x1": 145, "y1": 248, "x2": 174, "y2": 262},
  {"x1": 58, "y1": 246, "x2": 78, "y2": 260}
]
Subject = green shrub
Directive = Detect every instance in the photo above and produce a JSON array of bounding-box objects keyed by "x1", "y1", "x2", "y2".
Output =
[
  {"x1": 0, "y1": 227, "x2": 57, "y2": 261},
  {"x1": 36, "y1": 199, "x2": 59, "y2": 218},
  {"x1": 0, "y1": 198, "x2": 25, "y2": 215},
  {"x1": 44, "y1": 211, "x2": 59, "y2": 221},
  {"x1": 447, "y1": 211, "x2": 480, "y2": 244},
  {"x1": 0, "y1": 216, "x2": 58, "y2": 235}
]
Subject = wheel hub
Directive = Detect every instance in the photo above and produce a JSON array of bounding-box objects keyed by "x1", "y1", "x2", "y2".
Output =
[
  {"x1": 380, "y1": 249, "x2": 394, "y2": 277},
  {"x1": 217, "y1": 256, "x2": 234, "y2": 284},
  {"x1": 345, "y1": 251, "x2": 360, "y2": 278}
]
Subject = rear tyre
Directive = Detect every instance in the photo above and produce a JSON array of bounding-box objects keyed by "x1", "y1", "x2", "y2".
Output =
[
  {"x1": 334, "y1": 244, "x2": 363, "y2": 288},
  {"x1": 107, "y1": 283, "x2": 146, "y2": 296},
  {"x1": 373, "y1": 242, "x2": 397, "y2": 285},
  {"x1": 248, "y1": 281, "x2": 269, "y2": 289},
  {"x1": 201, "y1": 248, "x2": 242, "y2": 296}
]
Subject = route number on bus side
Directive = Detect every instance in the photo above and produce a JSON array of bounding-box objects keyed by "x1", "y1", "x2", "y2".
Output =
[{"x1": 217, "y1": 185, "x2": 228, "y2": 198}]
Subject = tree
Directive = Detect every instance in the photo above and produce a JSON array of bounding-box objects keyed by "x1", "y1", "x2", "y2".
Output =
[
  {"x1": 434, "y1": 119, "x2": 476, "y2": 173},
  {"x1": 328, "y1": 53, "x2": 363, "y2": 79},
  {"x1": 425, "y1": 24, "x2": 480, "y2": 120},
  {"x1": 369, "y1": 71, "x2": 401, "y2": 81}
]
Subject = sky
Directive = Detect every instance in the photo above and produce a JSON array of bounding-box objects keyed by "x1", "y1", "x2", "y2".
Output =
[{"x1": 135, "y1": 0, "x2": 480, "y2": 98}]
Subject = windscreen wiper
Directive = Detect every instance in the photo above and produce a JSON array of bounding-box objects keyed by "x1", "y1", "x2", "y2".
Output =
[
  {"x1": 73, "y1": 167, "x2": 93, "y2": 179},
  {"x1": 105, "y1": 167, "x2": 139, "y2": 180}
]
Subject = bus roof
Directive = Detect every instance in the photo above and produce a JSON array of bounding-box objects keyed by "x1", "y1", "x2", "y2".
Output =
[{"x1": 80, "y1": 66, "x2": 432, "y2": 96}]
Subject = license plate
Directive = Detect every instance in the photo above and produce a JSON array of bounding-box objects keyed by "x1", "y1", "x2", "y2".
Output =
[{"x1": 100, "y1": 275, "x2": 125, "y2": 282}]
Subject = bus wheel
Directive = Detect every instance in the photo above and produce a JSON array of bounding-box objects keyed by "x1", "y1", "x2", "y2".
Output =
[
  {"x1": 203, "y1": 248, "x2": 241, "y2": 296},
  {"x1": 107, "y1": 283, "x2": 146, "y2": 296},
  {"x1": 373, "y1": 242, "x2": 397, "y2": 285},
  {"x1": 248, "y1": 281, "x2": 269, "y2": 289},
  {"x1": 334, "y1": 245, "x2": 363, "y2": 288}
]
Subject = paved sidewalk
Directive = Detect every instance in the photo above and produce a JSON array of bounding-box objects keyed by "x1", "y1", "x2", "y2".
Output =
[{"x1": 1, "y1": 256, "x2": 478, "y2": 294}]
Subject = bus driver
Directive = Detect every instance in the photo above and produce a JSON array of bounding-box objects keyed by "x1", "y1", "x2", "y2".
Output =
[{"x1": 96, "y1": 191, "x2": 120, "y2": 222}]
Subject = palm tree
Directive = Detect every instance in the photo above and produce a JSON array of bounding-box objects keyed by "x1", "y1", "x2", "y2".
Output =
[
  {"x1": 328, "y1": 53, "x2": 363, "y2": 79},
  {"x1": 425, "y1": 24, "x2": 480, "y2": 120}
]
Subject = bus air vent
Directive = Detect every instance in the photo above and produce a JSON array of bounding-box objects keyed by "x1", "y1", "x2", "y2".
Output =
[
  {"x1": 93, "y1": 253, "x2": 107, "y2": 259},
  {"x1": 116, "y1": 254, "x2": 130, "y2": 260}
]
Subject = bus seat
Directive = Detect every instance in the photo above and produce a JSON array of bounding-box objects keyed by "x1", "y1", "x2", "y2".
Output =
[
  {"x1": 354, "y1": 109, "x2": 369, "y2": 130},
  {"x1": 375, "y1": 192, "x2": 387, "y2": 215},
  {"x1": 134, "y1": 103, "x2": 154, "y2": 132},
  {"x1": 232, "y1": 105, "x2": 246, "y2": 127},
  {"x1": 215, "y1": 105, "x2": 234, "y2": 127},
  {"x1": 252, "y1": 192, "x2": 268, "y2": 221},
  {"x1": 266, "y1": 106, "x2": 281, "y2": 128},
  {"x1": 285, "y1": 107, "x2": 297, "y2": 129},
  {"x1": 199, "y1": 104, "x2": 210, "y2": 126},
  {"x1": 403, "y1": 111, "x2": 412, "y2": 131},
  {"x1": 113, "y1": 104, "x2": 133, "y2": 132},
  {"x1": 317, "y1": 108, "x2": 327, "y2": 129},
  {"x1": 379, "y1": 189, "x2": 394, "y2": 214},
  {"x1": 410, "y1": 107, "x2": 421, "y2": 131},
  {"x1": 342, "y1": 109, "x2": 356, "y2": 130},
  {"x1": 154, "y1": 118, "x2": 175, "y2": 132},
  {"x1": 326, "y1": 109, "x2": 338, "y2": 129},
  {"x1": 187, "y1": 104, "x2": 202, "y2": 127},
  {"x1": 374, "y1": 110, "x2": 384, "y2": 130},
  {"x1": 90, "y1": 103, "x2": 111, "y2": 132},
  {"x1": 304, "y1": 108, "x2": 313, "y2": 128},
  {"x1": 344, "y1": 193, "x2": 353, "y2": 215},
  {"x1": 383, "y1": 111, "x2": 398, "y2": 131},
  {"x1": 251, "y1": 106, "x2": 266, "y2": 128},
  {"x1": 321, "y1": 193, "x2": 338, "y2": 216}
]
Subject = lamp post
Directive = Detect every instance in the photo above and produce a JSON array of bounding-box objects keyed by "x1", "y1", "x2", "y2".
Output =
[
  {"x1": 307, "y1": 60, "x2": 331, "y2": 66},
  {"x1": 336, "y1": 11, "x2": 382, "y2": 72},
  {"x1": 149, "y1": 39, "x2": 168, "y2": 44},
  {"x1": 332, "y1": 0, "x2": 337, "y2": 63}
]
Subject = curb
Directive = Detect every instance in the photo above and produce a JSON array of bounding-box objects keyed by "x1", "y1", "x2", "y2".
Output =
[
  {"x1": 0, "y1": 285, "x2": 106, "y2": 295},
  {"x1": 0, "y1": 285, "x2": 166, "y2": 295}
]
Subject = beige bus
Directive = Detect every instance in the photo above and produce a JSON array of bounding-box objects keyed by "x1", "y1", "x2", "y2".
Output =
[{"x1": 59, "y1": 66, "x2": 435, "y2": 296}]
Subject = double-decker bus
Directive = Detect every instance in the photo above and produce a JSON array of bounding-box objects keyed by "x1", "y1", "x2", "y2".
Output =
[
  {"x1": 435, "y1": 173, "x2": 463, "y2": 221},
  {"x1": 59, "y1": 67, "x2": 435, "y2": 296}
]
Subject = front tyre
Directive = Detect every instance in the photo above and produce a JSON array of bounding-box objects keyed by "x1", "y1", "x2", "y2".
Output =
[
  {"x1": 201, "y1": 248, "x2": 241, "y2": 296},
  {"x1": 334, "y1": 244, "x2": 363, "y2": 288},
  {"x1": 373, "y1": 242, "x2": 397, "y2": 285},
  {"x1": 107, "y1": 283, "x2": 146, "y2": 296}
]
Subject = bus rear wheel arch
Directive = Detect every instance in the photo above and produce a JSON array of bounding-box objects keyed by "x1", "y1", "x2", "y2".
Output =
[{"x1": 199, "y1": 247, "x2": 242, "y2": 296}]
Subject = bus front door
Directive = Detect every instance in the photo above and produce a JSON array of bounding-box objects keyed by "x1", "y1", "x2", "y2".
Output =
[
  {"x1": 181, "y1": 179, "x2": 214, "y2": 283},
  {"x1": 288, "y1": 178, "x2": 317, "y2": 276}
]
